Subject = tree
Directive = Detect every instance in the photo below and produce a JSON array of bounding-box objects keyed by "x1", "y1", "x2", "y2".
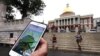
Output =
[{"x1": 2, "y1": 0, "x2": 45, "y2": 21}]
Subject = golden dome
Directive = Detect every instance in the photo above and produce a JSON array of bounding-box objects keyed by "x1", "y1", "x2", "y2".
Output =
[{"x1": 60, "y1": 4, "x2": 75, "y2": 17}]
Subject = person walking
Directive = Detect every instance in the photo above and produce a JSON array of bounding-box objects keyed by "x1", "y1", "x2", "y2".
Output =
[
  {"x1": 75, "y1": 31, "x2": 82, "y2": 51},
  {"x1": 51, "y1": 34, "x2": 57, "y2": 50}
]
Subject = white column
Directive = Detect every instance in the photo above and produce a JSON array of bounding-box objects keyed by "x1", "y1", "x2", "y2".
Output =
[
  {"x1": 89, "y1": 18, "x2": 91, "y2": 24},
  {"x1": 62, "y1": 19, "x2": 64, "y2": 25},
  {"x1": 54, "y1": 20, "x2": 56, "y2": 26},
  {"x1": 74, "y1": 18, "x2": 76, "y2": 24},
  {"x1": 62, "y1": 20, "x2": 63, "y2": 26},
  {"x1": 58, "y1": 27, "x2": 60, "y2": 32},
  {"x1": 58, "y1": 20, "x2": 59, "y2": 26},
  {"x1": 68, "y1": 19, "x2": 69, "y2": 25},
  {"x1": 97, "y1": 27, "x2": 100, "y2": 32},
  {"x1": 73, "y1": 18, "x2": 75, "y2": 24},
  {"x1": 75, "y1": 27, "x2": 78, "y2": 32},
  {"x1": 59, "y1": 20, "x2": 61, "y2": 26},
  {"x1": 56, "y1": 20, "x2": 57, "y2": 26},
  {"x1": 58, "y1": 20, "x2": 60, "y2": 26},
  {"x1": 64, "y1": 19, "x2": 65, "y2": 26},
  {"x1": 66, "y1": 27, "x2": 69, "y2": 32},
  {"x1": 85, "y1": 25, "x2": 89, "y2": 32},
  {"x1": 78, "y1": 17, "x2": 80, "y2": 24},
  {"x1": 93, "y1": 19, "x2": 96, "y2": 27}
]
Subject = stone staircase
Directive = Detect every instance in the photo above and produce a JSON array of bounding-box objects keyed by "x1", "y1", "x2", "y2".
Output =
[{"x1": 44, "y1": 32, "x2": 100, "y2": 53}]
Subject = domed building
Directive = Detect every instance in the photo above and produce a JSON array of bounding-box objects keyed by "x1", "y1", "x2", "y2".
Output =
[{"x1": 48, "y1": 4, "x2": 94, "y2": 32}]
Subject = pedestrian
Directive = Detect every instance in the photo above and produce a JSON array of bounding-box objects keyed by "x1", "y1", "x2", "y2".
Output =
[
  {"x1": 51, "y1": 34, "x2": 57, "y2": 49},
  {"x1": 75, "y1": 31, "x2": 82, "y2": 51}
]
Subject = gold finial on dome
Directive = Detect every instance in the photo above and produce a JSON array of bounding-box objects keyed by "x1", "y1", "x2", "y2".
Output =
[{"x1": 67, "y1": 3, "x2": 69, "y2": 8}]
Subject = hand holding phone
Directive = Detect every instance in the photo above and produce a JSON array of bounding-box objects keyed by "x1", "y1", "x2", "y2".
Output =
[
  {"x1": 9, "y1": 21, "x2": 47, "y2": 56},
  {"x1": 31, "y1": 38, "x2": 47, "y2": 56}
]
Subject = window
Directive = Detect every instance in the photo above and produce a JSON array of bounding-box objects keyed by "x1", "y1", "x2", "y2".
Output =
[{"x1": 10, "y1": 33, "x2": 14, "y2": 38}]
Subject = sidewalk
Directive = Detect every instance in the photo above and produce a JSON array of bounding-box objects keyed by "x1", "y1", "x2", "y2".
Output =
[
  {"x1": 0, "y1": 46, "x2": 10, "y2": 56},
  {"x1": 0, "y1": 46, "x2": 100, "y2": 56},
  {"x1": 48, "y1": 49, "x2": 100, "y2": 56}
]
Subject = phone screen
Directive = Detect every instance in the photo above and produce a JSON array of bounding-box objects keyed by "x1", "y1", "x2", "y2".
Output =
[{"x1": 10, "y1": 21, "x2": 46, "y2": 56}]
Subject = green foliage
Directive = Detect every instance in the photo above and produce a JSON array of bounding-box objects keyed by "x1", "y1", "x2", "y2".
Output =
[{"x1": 2, "y1": 0, "x2": 45, "y2": 21}]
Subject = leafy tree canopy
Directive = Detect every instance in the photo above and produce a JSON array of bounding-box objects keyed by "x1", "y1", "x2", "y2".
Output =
[{"x1": 2, "y1": 0, "x2": 45, "y2": 21}]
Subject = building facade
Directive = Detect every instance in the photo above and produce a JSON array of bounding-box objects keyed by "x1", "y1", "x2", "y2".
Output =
[
  {"x1": 48, "y1": 4, "x2": 94, "y2": 32},
  {"x1": 94, "y1": 18, "x2": 100, "y2": 32},
  {"x1": 0, "y1": 1, "x2": 31, "y2": 44}
]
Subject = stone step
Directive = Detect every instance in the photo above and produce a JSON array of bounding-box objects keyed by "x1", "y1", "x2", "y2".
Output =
[
  {"x1": 48, "y1": 44, "x2": 100, "y2": 53},
  {"x1": 44, "y1": 33, "x2": 100, "y2": 53}
]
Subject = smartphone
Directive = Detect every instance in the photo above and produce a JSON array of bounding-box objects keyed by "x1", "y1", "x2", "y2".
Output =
[{"x1": 9, "y1": 21, "x2": 47, "y2": 56}]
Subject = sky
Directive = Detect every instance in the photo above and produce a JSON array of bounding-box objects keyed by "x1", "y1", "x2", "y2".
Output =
[
  {"x1": 32, "y1": 0, "x2": 100, "y2": 24},
  {"x1": 13, "y1": 0, "x2": 100, "y2": 24},
  {"x1": 11, "y1": 6, "x2": 22, "y2": 20}
]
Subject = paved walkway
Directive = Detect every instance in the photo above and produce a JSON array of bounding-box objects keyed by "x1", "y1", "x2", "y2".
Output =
[
  {"x1": 0, "y1": 46, "x2": 100, "y2": 56},
  {"x1": 0, "y1": 46, "x2": 10, "y2": 56},
  {"x1": 48, "y1": 49, "x2": 100, "y2": 56}
]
